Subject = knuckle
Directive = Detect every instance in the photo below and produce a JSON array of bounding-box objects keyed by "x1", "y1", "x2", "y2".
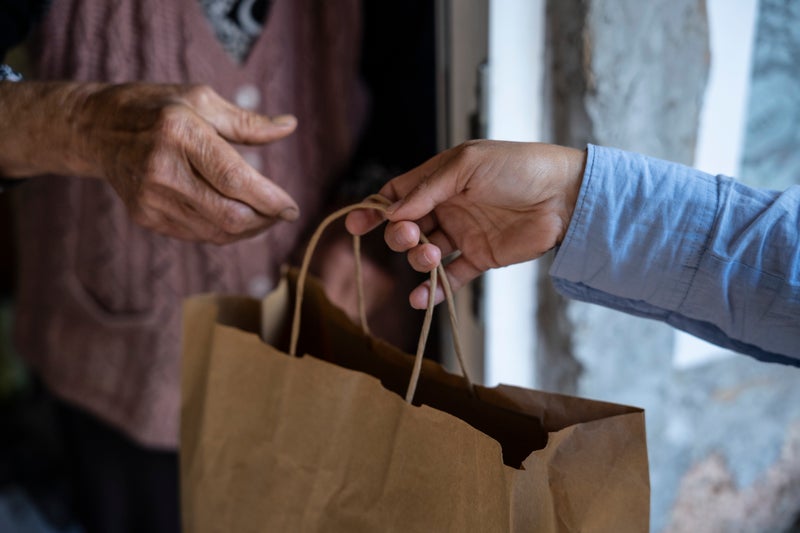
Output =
[
  {"x1": 235, "y1": 110, "x2": 260, "y2": 133},
  {"x1": 409, "y1": 249, "x2": 430, "y2": 273},
  {"x1": 214, "y1": 162, "x2": 248, "y2": 194},
  {"x1": 217, "y1": 203, "x2": 253, "y2": 235},
  {"x1": 384, "y1": 225, "x2": 406, "y2": 252},
  {"x1": 134, "y1": 187, "x2": 157, "y2": 207},
  {"x1": 185, "y1": 84, "x2": 217, "y2": 107},
  {"x1": 154, "y1": 104, "x2": 190, "y2": 143},
  {"x1": 393, "y1": 222, "x2": 416, "y2": 248},
  {"x1": 139, "y1": 158, "x2": 170, "y2": 188},
  {"x1": 458, "y1": 139, "x2": 483, "y2": 161},
  {"x1": 129, "y1": 205, "x2": 154, "y2": 229},
  {"x1": 411, "y1": 178, "x2": 430, "y2": 198}
]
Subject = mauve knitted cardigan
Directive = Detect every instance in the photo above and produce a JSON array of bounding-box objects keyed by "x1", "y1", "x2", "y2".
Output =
[{"x1": 14, "y1": 0, "x2": 365, "y2": 448}]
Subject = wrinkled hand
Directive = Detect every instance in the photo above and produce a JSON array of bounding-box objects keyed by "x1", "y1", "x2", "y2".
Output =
[
  {"x1": 345, "y1": 140, "x2": 586, "y2": 308},
  {"x1": 1, "y1": 81, "x2": 299, "y2": 243},
  {"x1": 80, "y1": 83, "x2": 301, "y2": 243}
]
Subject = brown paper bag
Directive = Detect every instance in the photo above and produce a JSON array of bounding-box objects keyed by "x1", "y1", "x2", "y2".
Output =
[{"x1": 180, "y1": 202, "x2": 649, "y2": 532}]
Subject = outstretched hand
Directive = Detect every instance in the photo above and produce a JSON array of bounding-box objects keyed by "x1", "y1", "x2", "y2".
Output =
[
  {"x1": 345, "y1": 140, "x2": 586, "y2": 308},
  {"x1": 0, "y1": 81, "x2": 300, "y2": 244}
]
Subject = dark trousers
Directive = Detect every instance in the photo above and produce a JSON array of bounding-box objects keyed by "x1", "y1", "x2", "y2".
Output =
[{"x1": 56, "y1": 399, "x2": 180, "y2": 533}]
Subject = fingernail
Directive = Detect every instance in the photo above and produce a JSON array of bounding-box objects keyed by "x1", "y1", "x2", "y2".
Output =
[
  {"x1": 279, "y1": 207, "x2": 299, "y2": 221},
  {"x1": 422, "y1": 250, "x2": 438, "y2": 268},
  {"x1": 411, "y1": 293, "x2": 426, "y2": 310},
  {"x1": 273, "y1": 114, "x2": 296, "y2": 127}
]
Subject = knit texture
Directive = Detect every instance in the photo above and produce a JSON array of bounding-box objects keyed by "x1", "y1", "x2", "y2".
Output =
[{"x1": 14, "y1": 0, "x2": 365, "y2": 448}]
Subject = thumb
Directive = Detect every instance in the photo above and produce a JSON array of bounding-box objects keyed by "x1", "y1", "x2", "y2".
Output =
[
  {"x1": 188, "y1": 86, "x2": 297, "y2": 144},
  {"x1": 212, "y1": 107, "x2": 297, "y2": 145},
  {"x1": 384, "y1": 162, "x2": 461, "y2": 223}
]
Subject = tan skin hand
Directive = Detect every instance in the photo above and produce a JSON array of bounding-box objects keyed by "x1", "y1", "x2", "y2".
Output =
[
  {"x1": 345, "y1": 140, "x2": 587, "y2": 309},
  {"x1": 0, "y1": 81, "x2": 299, "y2": 244}
]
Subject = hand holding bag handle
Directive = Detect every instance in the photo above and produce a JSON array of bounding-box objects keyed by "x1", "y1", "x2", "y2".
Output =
[{"x1": 291, "y1": 195, "x2": 475, "y2": 403}]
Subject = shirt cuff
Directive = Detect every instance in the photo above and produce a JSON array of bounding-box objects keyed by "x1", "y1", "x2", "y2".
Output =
[
  {"x1": 549, "y1": 144, "x2": 718, "y2": 315},
  {"x1": 0, "y1": 64, "x2": 22, "y2": 81}
]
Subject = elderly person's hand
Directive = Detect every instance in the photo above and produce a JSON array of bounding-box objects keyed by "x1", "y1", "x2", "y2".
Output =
[
  {"x1": 0, "y1": 81, "x2": 298, "y2": 243},
  {"x1": 345, "y1": 140, "x2": 586, "y2": 308}
]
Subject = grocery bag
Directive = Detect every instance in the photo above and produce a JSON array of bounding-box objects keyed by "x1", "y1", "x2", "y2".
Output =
[{"x1": 180, "y1": 200, "x2": 649, "y2": 532}]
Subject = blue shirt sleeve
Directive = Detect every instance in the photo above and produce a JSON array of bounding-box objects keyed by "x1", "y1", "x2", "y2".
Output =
[{"x1": 550, "y1": 144, "x2": 800, "y2": 365}]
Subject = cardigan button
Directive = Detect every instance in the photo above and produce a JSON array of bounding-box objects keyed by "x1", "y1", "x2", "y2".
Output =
[
  {"x1": 248, "y1": 275, "x2": 271, "y2": 298},
  {"x1": 234, "y1": 84, "x2": 261, "y2": 110},
  {"x1": 242, "y1": 151, "x2": 263, "y2": 173}
]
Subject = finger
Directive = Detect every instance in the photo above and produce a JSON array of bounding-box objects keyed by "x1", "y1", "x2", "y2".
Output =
[
  {"x1": 383, "y1": 220, "x2": 420, "y2": 252},
  {"x1": 421, "y1": 229, "x2": 457, "y2": 258},
  {"x1": 183, "y1": 85, "x2": 297, "y2": 145},
  {"x1": 131, "y1": 204, "x2": 201, "y2": 242},
  {"x1": 381, "y1": 150, "x2": 464, "y2": 222},
  {"x1": 180, "y1": 192, "x2": 275, "y2": 239},
  {"x1": 156, "y1": 221, "x2": 200, "y2": 242},
  {"x1": 187, "y1": 129, "x2": 299, "y2": 220},
  {"x1": 383, "y1": 222, "x2": 455, "y2": 270},
  {"x1": 215, "y1": 109, "x2": 297, "y2": 145},
  {"x1": 343, "y1": 152, "x2": 456, "y2": 236},
  {"x1": 149, "y1": 184, "x2": 273, "y2": 243},
  {"x1": 346, "y1": 151, "x2": 455, "y2": 237},
  {"x1": 383, "y1": 210, "x2": 440, "y2": 237},
  {"x1": 406, "y1": 243, "x2": 441, "y2": 273},
  {"x1": 376, "y1": 150, "x2": 450, "y2": 202},
  {"x1": 344, "y1": 208, "x2": 385, "y2": 236},
  {"x1": 141, "y1": 136, "x2": 282, "y2": 239},
  {"x1": 409, "y1": 280, "x2": 444, "y2": 310},
  {"x1": 409, "y1": 255, "x2": 483, "y2": 309}
]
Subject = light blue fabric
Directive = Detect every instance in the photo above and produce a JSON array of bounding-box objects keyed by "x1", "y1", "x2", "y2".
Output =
[
  {"x1": 0, "y1": 64, "x2": 22, "y2": 81},
  {"x1": 550, "y1": 144, "x2": 800, "y2": 364}
]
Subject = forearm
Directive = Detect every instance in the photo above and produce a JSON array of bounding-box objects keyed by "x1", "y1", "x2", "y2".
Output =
[
  {"x1": 551, "y1": 144, "x2": 800, "y2": 363},
  {"x1": 0, "y1": 80, "x2": 101, "y2": 178}
]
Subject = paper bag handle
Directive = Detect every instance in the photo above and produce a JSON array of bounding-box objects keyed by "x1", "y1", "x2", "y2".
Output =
[{"x1": 290, "y1": 195, "x2": 474, "y2": 403}]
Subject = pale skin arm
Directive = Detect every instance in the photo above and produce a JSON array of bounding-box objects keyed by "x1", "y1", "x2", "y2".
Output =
[
  {"x1": 0, "y1": 80, "x2": 300, "y2": 244},
  {"x1": 345, "y1": 140, "x2": 587, "y2": 309}
]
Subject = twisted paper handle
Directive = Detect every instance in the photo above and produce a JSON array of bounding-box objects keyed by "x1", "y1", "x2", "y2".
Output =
[{"x1": 289, "y1": 195, "x2": 474, "y2": 403}]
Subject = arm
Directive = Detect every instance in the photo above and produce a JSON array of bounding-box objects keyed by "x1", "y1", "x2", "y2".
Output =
[
  {"x1": 552, "y1": 144, "x2": 800, "y2": 364},
  {"x1": 346, "y1": 140, "x2": 800, "y2": 363},
  {"x1": 0, "y1": 80, "x2": 300, "y2": 243}
]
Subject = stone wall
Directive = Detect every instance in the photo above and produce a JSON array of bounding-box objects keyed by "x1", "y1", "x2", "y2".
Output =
[{"x1": 542, "y1": 0, "x2": 800, "y2": 531}]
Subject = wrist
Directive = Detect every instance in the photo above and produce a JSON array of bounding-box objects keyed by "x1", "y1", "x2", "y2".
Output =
[
  {"x1": 54, "y1": 82, "x2": 107, "y2": 178},
  {"x1": 0, "y1": 81, "x2": 104, "y2": 178},
  {"x1": 555, "y1": 145, "x2": 587, "y2": 245}
]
